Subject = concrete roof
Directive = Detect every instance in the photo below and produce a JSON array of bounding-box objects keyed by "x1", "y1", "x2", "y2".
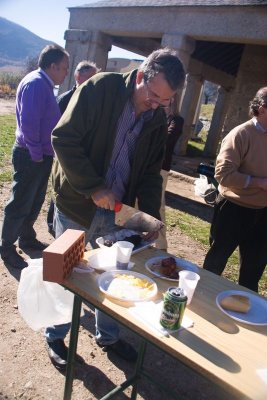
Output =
[{"x1": 75, "y1": 0, "x2": 267, "y2": 8}]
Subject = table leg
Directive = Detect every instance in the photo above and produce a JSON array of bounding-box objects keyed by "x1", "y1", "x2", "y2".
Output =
[
  {"x1": 63, "y1": 295, "x2": 82, "y2": 400},
  {"x1": 99, "y1": 340, "x2": 147, "y2": 400},
  {"x1": 130, "y1": 340, "x2": 147, "y2": 399}
]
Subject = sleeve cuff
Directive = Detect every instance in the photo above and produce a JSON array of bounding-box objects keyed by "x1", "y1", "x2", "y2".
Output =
[{"x1": 244, "y1": 175, "x2": 251, "y2": 188}]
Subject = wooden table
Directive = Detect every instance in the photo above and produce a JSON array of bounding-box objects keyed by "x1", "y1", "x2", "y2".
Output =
[{"x1": 63, "y1": 247, "x2": 267, "y2": 400}]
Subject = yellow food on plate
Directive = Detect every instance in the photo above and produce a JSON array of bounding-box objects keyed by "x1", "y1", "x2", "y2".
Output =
[
  {"x1": 114, "y1": 274, "x2": 154, "y2": 289},
  {"x1": 220, "y1": 294, "x2": 251, "y2": 313},
  {"x1": 107, "y1": 274, "x2": 155, "y2": 300}
]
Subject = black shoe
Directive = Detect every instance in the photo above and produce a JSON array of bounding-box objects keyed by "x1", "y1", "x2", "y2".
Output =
[
  {"x1": 18, "y1": 238, "x2": 48, "y2": 251},
  {"x1": 48, "y1": 226, "x2": 55, "y2": 238},
  {"x1": 96, "y1": 339, "x2": 138, "y2": 362},
  {"x1": 0, "y1": 245, "x2": 28, "y2": 269},
  {"x1": 47, "y1": 339, "x2": 68, "y2": 370}
]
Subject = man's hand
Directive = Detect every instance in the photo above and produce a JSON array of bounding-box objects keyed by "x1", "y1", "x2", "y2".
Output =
[{"x1": 91, "y1": 189, "x2": 117, "y2": 209}]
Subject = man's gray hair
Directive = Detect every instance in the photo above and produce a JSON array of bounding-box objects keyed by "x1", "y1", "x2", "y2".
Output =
[
  {"x1": 139, "y1": 48, "x2": 185, "y2": 91},
  {"x1": 249, "y1": 87, "x2": 267, "y2": 117},
  {"x1": 75, "y1": 60, "x2": 100, "y2": 75}
]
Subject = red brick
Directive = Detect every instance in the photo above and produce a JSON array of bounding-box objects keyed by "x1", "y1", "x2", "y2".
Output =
[{"x1": 43, "y1": 229, "x2": 85, "y2": 283}]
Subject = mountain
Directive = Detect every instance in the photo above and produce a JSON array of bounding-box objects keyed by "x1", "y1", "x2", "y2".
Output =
[{"x1": 0, "y1": 17, "x2": 55, "y2": 71}]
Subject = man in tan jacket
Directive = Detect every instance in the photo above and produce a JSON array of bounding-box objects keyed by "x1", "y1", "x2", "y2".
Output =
[{"x1": 203, "y1": 87, "x2": 267, "y2": 292}]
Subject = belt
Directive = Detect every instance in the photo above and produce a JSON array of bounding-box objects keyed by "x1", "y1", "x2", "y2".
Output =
[{"x1": 14, "y1": 143, "x2": 29, "y2": 152}]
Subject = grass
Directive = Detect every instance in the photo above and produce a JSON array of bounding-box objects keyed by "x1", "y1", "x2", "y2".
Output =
[
  {"x1": 200, "y1": 103, "x2": 214, "y2": 120},
  {"x1": 186, "y1": 104, "x2": 214, "y2": 157},
  {"x1": 187, "y1": 140, "x2": 205, "y2": 157},
  {"x1": 0, "y1": 114, "x2": 15, "y2": 183},
  {"x1": 165, "y1": 208, "x2": 267, "y2": 297}
]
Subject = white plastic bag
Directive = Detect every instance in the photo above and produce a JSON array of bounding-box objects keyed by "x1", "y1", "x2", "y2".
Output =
[
  {"x1": 17, "y1": 258, "x2": 75, "y2": 331},
  {"x1": 194, "y1": 174, "x2": 215, "y2": 197}
]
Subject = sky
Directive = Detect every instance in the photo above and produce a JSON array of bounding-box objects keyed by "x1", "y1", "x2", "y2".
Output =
[{"x1": 1, "y1": 0, "x2": 144, "y2": 60}]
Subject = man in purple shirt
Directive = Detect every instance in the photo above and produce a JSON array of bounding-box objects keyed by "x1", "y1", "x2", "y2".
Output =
[{"x1": 0, "y1": 44, "x2": 69, "y2": 269}]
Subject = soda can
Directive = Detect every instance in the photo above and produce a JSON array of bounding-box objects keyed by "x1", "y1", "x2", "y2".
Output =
[{"x1": 159, "y1": 287, "x2": 187, "y2": 330}]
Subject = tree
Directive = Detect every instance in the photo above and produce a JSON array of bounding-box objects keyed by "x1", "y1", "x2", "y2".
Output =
[{"x1": 25, "y1": 55, "x2": 38, "y2": 74}]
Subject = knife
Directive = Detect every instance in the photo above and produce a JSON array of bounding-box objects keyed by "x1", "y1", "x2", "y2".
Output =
[{"x1": 114, "y1": 201, "x2": 164, "y2": 232}]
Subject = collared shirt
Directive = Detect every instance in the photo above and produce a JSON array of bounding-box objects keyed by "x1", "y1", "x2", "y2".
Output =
[
  {"x1": 252, "y1": 116, "x2": 267, "y2": 133},
  {"x1": 39, "y1": 68, "x2": 54, "y2": 88},
  {"x1": 105, "y1": 99, "x2": 153, "y2": 200}
]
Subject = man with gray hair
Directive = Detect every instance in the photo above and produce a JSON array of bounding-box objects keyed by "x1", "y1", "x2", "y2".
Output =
[
  {"x1": 45, "y1": 48, "x2": 185, "y2": 370},
  {"x1": 57, "y1": 60, "x2": 100, "y2": 114},
  {"x1": 47, "y1": 60, "x2": 100, "y2": 235}
]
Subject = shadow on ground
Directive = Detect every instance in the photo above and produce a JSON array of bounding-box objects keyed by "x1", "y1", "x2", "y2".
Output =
[{"x1": 166, "y1": 191, "x2": 213, "y2": 223}]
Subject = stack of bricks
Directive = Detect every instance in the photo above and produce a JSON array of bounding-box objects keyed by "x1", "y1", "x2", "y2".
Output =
[{"x1": 43, "y1": 229, "x2": 85, "y2": 284}]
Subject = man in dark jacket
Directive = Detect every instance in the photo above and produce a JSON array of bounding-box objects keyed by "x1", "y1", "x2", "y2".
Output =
[
  {"x1": 47, "y1": 60, "x2": 100, "y2": 235},
  {"x1": 57, "y1": 60, "x2": 100, "y2": 114},
  {"x1": 45, "y1": 48, "x2": 185, "y2": 370},
  {"x1": 155, "y1": 95, "x2": 184, "y2": 250}
]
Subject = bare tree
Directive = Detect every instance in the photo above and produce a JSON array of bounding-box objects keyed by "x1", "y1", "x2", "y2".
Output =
[{"x1": 25, "y1": 55, "x2": 38, "y2": 74}]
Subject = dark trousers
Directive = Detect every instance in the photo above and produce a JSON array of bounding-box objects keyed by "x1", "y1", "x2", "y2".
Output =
[
  {"x1": 1, "y1": 146, "x2": 53, "y2": 248},
  {"x1": 203, "y1": 196, "x2": 267, "y2": 292},
  {"x1": 47, "y1": 199, "x2": 55, "y2": 236}
]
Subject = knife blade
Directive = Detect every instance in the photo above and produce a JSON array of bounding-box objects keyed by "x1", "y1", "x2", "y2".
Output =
[{"x1": 114, "y1": 202, "x2": 164, "y2": 232}]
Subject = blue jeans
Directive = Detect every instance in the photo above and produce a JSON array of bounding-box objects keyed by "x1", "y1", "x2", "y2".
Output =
[
  {"x1": 1, "y1": 146, "x2": 53, "y2": 247},
  {"x1": 44, "y1": 206, "x2": 120, "y2": 345}
]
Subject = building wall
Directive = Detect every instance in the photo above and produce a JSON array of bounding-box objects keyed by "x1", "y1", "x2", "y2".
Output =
[{"x1": 106, "y1": 58, "x2": 142, "y2": 72}]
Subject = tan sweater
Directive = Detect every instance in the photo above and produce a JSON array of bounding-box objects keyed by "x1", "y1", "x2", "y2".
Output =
[{"x1": 215, "y1": 119, "x2": 267, "y2": 208}]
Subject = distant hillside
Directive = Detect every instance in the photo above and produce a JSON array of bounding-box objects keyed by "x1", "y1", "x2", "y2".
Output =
[{"x1": 0, "y1": 17, "x2": 55, "y2": 71}]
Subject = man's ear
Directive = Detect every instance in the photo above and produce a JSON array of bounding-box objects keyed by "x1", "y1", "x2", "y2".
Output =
[
  {"x1": 136, "y1": 70, "x2": 144, "y2": 84},
  {"x1": 259, "y1": 105, "x2": 265, "y2": 115}
]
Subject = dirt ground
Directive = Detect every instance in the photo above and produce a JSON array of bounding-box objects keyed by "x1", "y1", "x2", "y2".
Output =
[{"x1": 0, "y1": 98, "x2": 231, "y2": 400}]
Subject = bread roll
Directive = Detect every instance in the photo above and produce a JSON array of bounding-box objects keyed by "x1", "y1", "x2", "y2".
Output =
[{"x1": 220, "y1": 294, "x2": 251, "y2": 313}]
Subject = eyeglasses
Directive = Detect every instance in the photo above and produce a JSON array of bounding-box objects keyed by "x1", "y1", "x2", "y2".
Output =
[{"x1": 144, "y1": 80, "x2": 173, "y2": 108}]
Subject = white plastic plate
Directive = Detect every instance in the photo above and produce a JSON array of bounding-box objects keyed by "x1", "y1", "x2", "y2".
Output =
[
  {"x1": 216, "y1": 290, "x2": 267, "y2": 326},
  {"x1": 145, "y1": 256, "x2": 198, "y2": 281},
  {"x1": 98, "y1": 270, "x2": 157, "y2": 302}
]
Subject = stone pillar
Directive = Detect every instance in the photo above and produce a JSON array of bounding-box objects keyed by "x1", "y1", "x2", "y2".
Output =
[
  {"x1": 60, "y1": 30, "x2": 112, "y2": 93},
  {"x1": 203, "y1": 87, "x2": 232, "y2": 158},
  {"x1": 223, "y1": 44, "x2": 267, "y2": 135},
  {"x1": 192, "y1": 85, "x2": 204, "y2": 137},
  {"x1": 161, "y1": 34, "x2": 197, "y2": 155},
  {"x1": 161, "y1": 33, "x2": 195, "y2": 69},
  {"x1": 174, "y1": 74, "x2": 203, "y2": 155}
]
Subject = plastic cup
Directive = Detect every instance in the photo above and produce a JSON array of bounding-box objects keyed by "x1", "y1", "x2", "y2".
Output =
[
  {"x1": 113, "y1": 241, "x2": 134, "y2": 270},
  {"x1": 178, "y1": 270, "x2": 200, "y2": 305}
]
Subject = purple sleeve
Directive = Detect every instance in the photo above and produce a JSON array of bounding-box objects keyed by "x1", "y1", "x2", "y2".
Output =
[{"x1": 18, "y1": 81, "x2": 47, "y2": 161}]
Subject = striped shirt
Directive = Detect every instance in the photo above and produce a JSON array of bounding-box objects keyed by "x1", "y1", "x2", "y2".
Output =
[{"x1": 105, "y1": 99, "x2": 153, "y2": 200}]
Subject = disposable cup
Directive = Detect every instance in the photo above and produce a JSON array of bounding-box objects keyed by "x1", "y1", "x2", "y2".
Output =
[
  {"x1": 113, "y1": 241, "x2": 134, "y2": 270},
  {"x1": 178, "y1": 270, "x2": 200, "y2": 305}
]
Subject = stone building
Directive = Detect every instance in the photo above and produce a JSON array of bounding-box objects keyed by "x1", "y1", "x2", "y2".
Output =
[{"x1": 61, "y1": 0, "x2": 267, "y2": 158}]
